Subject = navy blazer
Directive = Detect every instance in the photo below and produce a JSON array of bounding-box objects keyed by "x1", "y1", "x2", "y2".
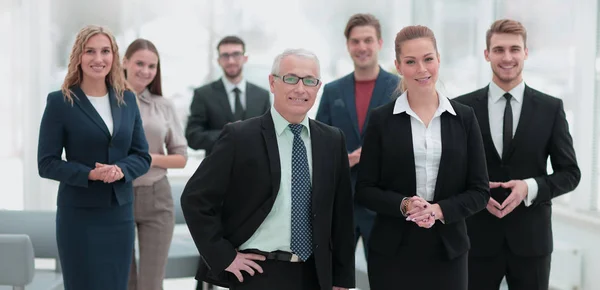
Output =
[
  {"x1": 316, "y1": 67, "x2": 399, "y2": 183},
  {"x1": 38, "y1": 85, "x2": 151, "y2": 207}
]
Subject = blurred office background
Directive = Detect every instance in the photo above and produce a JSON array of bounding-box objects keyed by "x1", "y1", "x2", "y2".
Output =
[{"x1": 1, "y1": 0, "x2": 599, "y2": 289}]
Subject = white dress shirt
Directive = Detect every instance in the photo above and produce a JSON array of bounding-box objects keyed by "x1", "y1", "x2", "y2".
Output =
[
  {"x1": 222, "y1": 77, "x2": 247, "y2": 113},
  {"x1": 488, "y1": 81, "x2": 538, "y2": 206},
  {"x1": 393, "y1": 91, "x2": 456, "y2": 202},
  {"x1": 87, "y1": 93, "x2": 113, "y2": 135}
]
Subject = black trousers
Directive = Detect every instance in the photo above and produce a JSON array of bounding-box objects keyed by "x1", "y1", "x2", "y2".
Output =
[
  {"x1": 367, "y1": 223, "x2": 467, "y2": 290},
  {"x1": 228, "y1": 255, "x2": 319, "y2": 290},
  {"x1": 468, "y1": 242, "x2": 551, "y2": 290}
]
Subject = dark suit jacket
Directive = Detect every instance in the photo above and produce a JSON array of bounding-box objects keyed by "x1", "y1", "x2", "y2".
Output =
[
  {"x1": 180, "y1": 112, "x2": 355, "y2": 289},
  {"x1": 185, "y1": 79, "x2": 270, "y2": 154},
  {"x1": 355, "y1": 100, "x2": 490, "y2": 260},
  {"x1": 455, "y1": 85, "x2": 580, "y2": 257},
  {"x1": 316, "y1": 68, "x2": 399, "y2": 185},
  {"x1": 37, "y1": 86, "x2": 151, "y2": 207}
]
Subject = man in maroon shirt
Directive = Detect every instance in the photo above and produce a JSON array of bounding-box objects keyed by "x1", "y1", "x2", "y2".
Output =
[{"x1": 316, "y1": 13, "x2": 399, "y2": 260}]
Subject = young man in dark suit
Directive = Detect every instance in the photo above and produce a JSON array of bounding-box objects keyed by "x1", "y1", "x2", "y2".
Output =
[
  {"x1": 316, "y1": 14, "x2": 399, "y2": 258},
  {"x1": 186, "y1": 36, "x2": 271, "y2": 155},
  {"x1": 455, "y1": 19, "x2": 581, "y2": 290},
  {"x1": 181, "y1": 48, "x2": 355, "y2": 290}
]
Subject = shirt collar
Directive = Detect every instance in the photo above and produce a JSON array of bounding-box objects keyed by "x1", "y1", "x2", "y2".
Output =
[
  {"x1": 489, "y1": 80, "x2": 525, "y2": 104},
  {"x1": 222, "y1": 77, "x2": 247, "y2": 94},
  {"x1": 270, "y1": 106, "x2": 311, "y2": 138},
  {"x1": 137, "y1": 88, "x2": 153, "y2": 104},
  {"x1": 392, "y1": 90, "x2": 456, "y2": 116}
]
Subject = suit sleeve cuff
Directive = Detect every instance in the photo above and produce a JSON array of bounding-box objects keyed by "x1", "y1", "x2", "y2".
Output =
[{"x1": 524, "y1": 178, "x2": 539, "y2": 207}]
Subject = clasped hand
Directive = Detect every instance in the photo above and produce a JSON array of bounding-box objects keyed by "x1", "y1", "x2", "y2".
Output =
[
  {"x1": 405, "y1": 196, "x2": 444, "y2": 229},
  {"x1": 486, "y1": 180, "x2": 528, "y2": 218},
  {"x1": 89, "y1": 162, "x2": 124, "y2": 183}
]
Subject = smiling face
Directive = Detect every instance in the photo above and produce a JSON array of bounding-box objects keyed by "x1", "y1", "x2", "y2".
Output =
[
  {"x1": 485, "y1": 32, "x2": 528, "y2": 90},
  {"x1": 395, "y1": 37, "x2": 440, "y2": 93},
  {"x1": 123, "y1": 49, "x2": 159, "y2": 93},
  {"x1": 347, "y1": 25, "x2": 383, "y2": 71},
  {"x1": 269, "y1": 55, "x2": 321, "y2": 123},
  {"x1": 80, "y1": 33, "x2": 114, "y2": 82}
]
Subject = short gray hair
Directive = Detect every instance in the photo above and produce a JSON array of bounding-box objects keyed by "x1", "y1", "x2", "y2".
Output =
[{"x1": 271, "y1": 48, "x2": 321, "y2": 78}]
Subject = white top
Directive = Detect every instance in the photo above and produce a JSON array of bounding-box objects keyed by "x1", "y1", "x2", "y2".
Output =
[
  {"x1": 488, "y1": 80, "x2": 538, "y2": 206},
  {"x1": 87, "y1": 94, "x2": 113, "y2": 135},
  {"x1": 393, "y1": 91, "x2": 456, "y2": 201},
  {"x1": 222, "y1": 77, "x2": 247, "y2": 113}
]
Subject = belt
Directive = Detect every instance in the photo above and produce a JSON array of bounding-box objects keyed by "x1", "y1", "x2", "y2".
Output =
[{"x1": 240, "y1": 249, "x2": 302, "y2": 263}]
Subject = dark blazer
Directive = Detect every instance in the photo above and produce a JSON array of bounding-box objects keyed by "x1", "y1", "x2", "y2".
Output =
[
  {"x1": 37, "y1": 86, "x2": 151, "y2": 207},
  {"x1": 181, "y1": 112, "x2": 355, "y2": 289},
  {"x1": 316, "y1": 68, "x2": 399, "y2": 184},
  {"x1": 185, "y1": 79, "x2": 270, "y2": 154},
  {"x1": 455, "y1": 85, "x2": 580, "y2": 257},
  {"x1": 355, "y1": 99, "x2": 490, "y2": 260}
]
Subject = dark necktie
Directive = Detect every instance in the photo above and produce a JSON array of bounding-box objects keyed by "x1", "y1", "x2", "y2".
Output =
[
  {"x1": 233, "y1": 87, "x2": 244, "y2": 121},
  {"x1": 502, "y1": 93, "x2": 513, "y2": 160},
  {"x1": 288, "y1": 124, "x2": 313, "y2": 261}
]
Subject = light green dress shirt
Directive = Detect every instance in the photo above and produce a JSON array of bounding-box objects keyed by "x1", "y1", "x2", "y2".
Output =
[{"x1": 238, "y1": 106, "x2": 313, "y2": 252}]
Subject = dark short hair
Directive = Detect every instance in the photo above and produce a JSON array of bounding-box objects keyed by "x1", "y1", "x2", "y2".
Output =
[
  {"x1": 344, "y1": 13, "x2": 382, "y2": 40},
  {"x1": 217, "y1": 36, "x2": 246, "y2": 52}
]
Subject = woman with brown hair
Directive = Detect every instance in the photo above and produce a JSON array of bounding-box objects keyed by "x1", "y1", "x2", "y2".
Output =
[
  {"x1": 355, "y1": 25, "x2": 490, "y2": 289},
  {"x1": 37, "y1": 25, "x2": 151, "y2": 290},
  {"x1": 123, "y1": 38, "x2": 188, "y2": 290}
]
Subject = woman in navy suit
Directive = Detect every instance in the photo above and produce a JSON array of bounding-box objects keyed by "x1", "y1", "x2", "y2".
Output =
[
  {"x1": 355, "y1": 25, "x2": 490, "y2": 290},
  {"x1": 37, "y1": 25, "x2": 151, "y2": 290}
]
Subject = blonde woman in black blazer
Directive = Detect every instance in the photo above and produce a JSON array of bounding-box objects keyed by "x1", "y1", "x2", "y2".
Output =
[{"x1": 355, "y1": 25, "x2": 490, "y2": 290}]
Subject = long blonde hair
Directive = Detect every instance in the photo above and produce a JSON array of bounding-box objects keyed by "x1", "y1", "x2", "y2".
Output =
[{"x1": 61, "y1": 25, "x2": 129, "y2": 105}]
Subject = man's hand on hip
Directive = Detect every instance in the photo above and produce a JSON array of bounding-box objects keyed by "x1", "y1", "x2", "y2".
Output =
[{"x1": 225, "y1": 252, "x2": 266, "y2": 282}]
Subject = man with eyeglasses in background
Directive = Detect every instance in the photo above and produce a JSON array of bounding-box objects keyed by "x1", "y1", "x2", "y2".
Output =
[{"x1": 186, "y1": 36, "x2": 271, "y2": 156}]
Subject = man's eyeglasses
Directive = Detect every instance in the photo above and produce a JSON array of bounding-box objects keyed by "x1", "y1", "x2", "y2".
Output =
[
  {"x1": 219, "y1": 51, "x2": 244, "y2": 60},
  {"x1": 272, "y1": 74, "x2": 320, "y2": 87}
]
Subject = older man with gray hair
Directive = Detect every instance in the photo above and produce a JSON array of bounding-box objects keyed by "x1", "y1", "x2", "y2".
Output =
[{"x1": 181, "y1": 48, "x2": 355, "y2": 290}]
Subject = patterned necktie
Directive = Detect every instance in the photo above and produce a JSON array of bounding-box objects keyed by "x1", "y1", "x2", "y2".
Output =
[
  {"x1": 233, "y1": 87, "x2": 244, "y2": 121},
  {"x1": 288, "y1": 123, "x2": 313, "y2": 261},
  {"x1": 502, "y1": 93, "x2": 513, "y2": 160}
]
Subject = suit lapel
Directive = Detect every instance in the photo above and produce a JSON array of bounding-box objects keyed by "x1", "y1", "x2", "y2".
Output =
[
  {"x1": 244, "y1": 83, "x2": 261, "y2": 117},
  {"x1": 391, "y1": 113, "x2": 417, "y2": 194},
  {"x1": 108, "y1": 88, "x2": 121, "y2": 138},
  {"x1": 504, "y1": 85, "x2": 535, "y2": 160},
  {"x1": 433, "y1": 113, "x2": 453, "y2": 199},
  {"x1": 472, "y1": 86, "x2": 502, "y2": 162},
  {"x1": 261, "y1": 112, "x2": 281, "y2": 198},
  {"x1": 340, "y1": 74, "x2": 361, "y2": 141},
  {"x1": 309, "y1": 120, "x2": 326, "y2": 214},
  {"x1": 71, "y1": 86, "x2": 111, "y2": 138},
  {"x1": 214, "y1": 80, "x2": 234, "y2": 122}
]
